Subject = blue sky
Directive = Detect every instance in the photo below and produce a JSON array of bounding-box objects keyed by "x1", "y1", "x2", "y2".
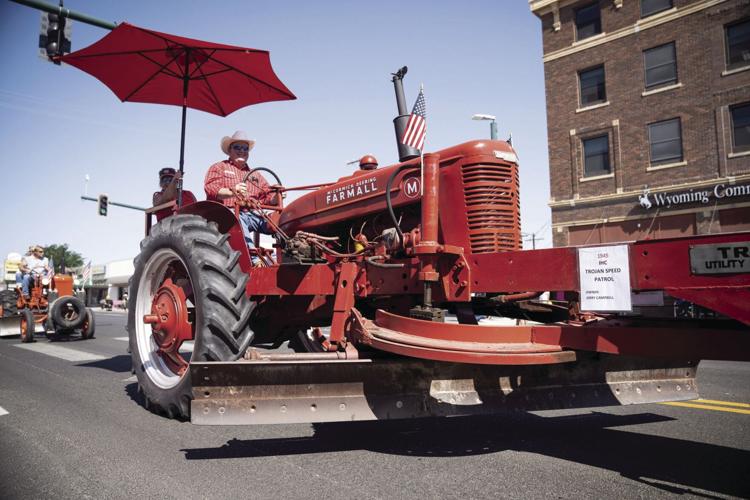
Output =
[{"x1": 0, "y1": 0, "x2": 550, "y2": 265}]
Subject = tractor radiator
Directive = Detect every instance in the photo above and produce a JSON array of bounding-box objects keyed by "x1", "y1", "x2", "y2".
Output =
[{"x1": 461, "y1": 163, "x2": 521, "y2": 253}]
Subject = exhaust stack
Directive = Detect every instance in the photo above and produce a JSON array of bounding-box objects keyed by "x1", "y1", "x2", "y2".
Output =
[{"x1": 392, "y1": 66, "x2": 421, "y2": 162}]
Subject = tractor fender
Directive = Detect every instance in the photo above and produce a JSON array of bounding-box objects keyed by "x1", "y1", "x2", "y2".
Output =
[{"x1": 177, "y1": 200, "x2": 253, "y2": 273}]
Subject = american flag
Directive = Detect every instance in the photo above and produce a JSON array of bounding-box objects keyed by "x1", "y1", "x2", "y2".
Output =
[
  {"x1": 401, "y1": 87, "x2": 426, "y2": 151},
  {"x1": 82, "y1": 260, "x2": 91, "y2": 286}
]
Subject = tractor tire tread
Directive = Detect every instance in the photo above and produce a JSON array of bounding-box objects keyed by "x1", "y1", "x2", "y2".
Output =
[{"x1": 128, "y1": 214, "x2": 255, "y2": 421}]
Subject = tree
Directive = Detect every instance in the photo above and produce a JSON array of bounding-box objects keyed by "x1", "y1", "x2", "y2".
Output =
[{"x1": 43, "y1": 244, "x2": 84, "y2": 273}]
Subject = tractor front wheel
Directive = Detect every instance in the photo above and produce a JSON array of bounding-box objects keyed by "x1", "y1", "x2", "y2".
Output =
[
  {"x1": 128, "y1": 214, "x2": 255, "y2": 420},
  {"x1": 20, "y1": 310, "x2": 35, "y2": 343},
  {"x1": 81, "y1": 308, "x2": 96, "y2": 340}
]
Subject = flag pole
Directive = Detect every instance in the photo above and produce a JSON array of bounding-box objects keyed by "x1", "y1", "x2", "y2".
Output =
[{"x1": 419, "y1": 83, "x2": 424, "y2": 196}]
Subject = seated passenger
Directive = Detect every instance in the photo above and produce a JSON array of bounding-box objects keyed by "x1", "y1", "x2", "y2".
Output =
[
  {"x1": 153, "y1": 168, "x2": 197, "y2": 221},
  {"x1": 20, "y1": 246, "x2": 51, "y2": 299}
]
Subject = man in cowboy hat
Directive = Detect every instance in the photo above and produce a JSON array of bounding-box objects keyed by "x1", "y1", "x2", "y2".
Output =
[{"x1": 204, "y1": 131, "x2": 278, "y2": 265}]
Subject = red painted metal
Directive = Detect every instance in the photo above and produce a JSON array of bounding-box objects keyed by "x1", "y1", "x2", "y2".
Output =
[
  {"x1": 471, "y1": 232, "x2": 750, "y2": 296},
  {"x1": 461, "y1": 161, "x2": 521, "y2": 253},
  {"x1": 179, "y1": 201, "x2": 253, "y2": 273},
  {"x1": 420, "y1": 153, "x2": 440, "y2": 245},
  {"x1": 376, "y1": 310, "x2": 533, "y2": 343},
  {"x1": 416, "y1": 153, "x2": 441, "y2": 286},
  {"x1": 147, "y1": 278, "x2": 193, "y2": 375},
  {"x1": 277, "y1": 140, "x2": 520, "y2": 254},
  {"x1": 362, "y1": 310, "x2": 575, "y2": 365},
  {"x1": 328, "y1": 262, "x2": 358, "y2": 346},
  {"x1": 531, "y1": 323, "x2": 750, "y2": 361}
]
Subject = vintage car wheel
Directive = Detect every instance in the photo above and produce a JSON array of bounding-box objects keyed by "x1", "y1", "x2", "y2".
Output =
[
  {"x1": 128, "y1": 214, "x2": 255, "y2": 420},
  {"x1": 20, "y1": 310, "x2": 35, "y2": 343}
]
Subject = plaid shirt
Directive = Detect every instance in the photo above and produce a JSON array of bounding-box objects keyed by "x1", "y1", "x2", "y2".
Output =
[{"x1": 204, "y1": 159, "x2": 271, "y2": 209}]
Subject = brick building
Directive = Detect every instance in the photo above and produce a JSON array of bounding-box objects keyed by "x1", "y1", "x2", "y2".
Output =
[{"x1": 530, "y1": 0, "x2": 750, "y2": 247}]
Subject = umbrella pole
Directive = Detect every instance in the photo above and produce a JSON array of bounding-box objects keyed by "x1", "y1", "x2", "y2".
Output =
[
  {"x1": 177, "y1": 49, "x2": 191, "y2": 207},
  {"x1": 177, "y1": 101, "x2": 186, "y2": 207}
]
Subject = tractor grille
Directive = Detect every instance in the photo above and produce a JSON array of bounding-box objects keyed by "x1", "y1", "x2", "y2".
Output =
[{"x1": 461, "y1": 163, "x2": 521, "y2": 253}]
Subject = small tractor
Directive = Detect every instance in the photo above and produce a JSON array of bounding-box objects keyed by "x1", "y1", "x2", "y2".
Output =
[
  {"x1": 0, "y1": 272, "x2": 95, "y2": 342},
  {"x1": 128, "y1": 68, "x2": 750, "y2": 424}
]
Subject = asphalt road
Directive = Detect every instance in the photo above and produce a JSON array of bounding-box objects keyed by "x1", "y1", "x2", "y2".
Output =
[{"x1": 0, "y1": 311, "x2": 748, "y2": 499}]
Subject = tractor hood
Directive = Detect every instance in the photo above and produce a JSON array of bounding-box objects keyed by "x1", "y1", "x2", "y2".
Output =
[{"x1": 278, "y1": 140, "x2": 519, "y2": 240}]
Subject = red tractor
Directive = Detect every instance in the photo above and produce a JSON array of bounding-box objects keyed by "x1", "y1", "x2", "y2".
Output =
[
  {"x1": 128, "y1": 70, "x2": 750, "y2": 424},
  {"x1": 0, "y1": 273, "x2": 95, "y2": 342}
]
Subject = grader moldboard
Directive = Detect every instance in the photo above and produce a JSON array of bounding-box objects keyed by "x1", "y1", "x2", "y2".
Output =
[{"x1": 128, "y1": 68, "x2": 750, "y2": 425}]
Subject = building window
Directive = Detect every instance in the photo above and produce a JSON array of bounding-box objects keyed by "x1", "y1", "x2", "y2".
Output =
[
  {"x1": 648, "y1": 118, "x2": 683, "y2": 165},
  {"x1": 641, "y1": 0, "x2": 672, "y2": 18},
  {"x1": 575, "y1": 3, "x2": 601, "y2": 41},
  {"x1": 644, "y1": 42, "x2": 677, "y2": 89},
  {"x1": 726, "y1": 19, "x2": 750, "y2": 70},
  {"x1": 582, "y1": 135, "x2": 610, "y2": 176},
  {"x1": 731, "y1": 102, "x2": 750, "y2": 152},
  {"x1": 579, "y1": 65, "x2": 606, "y2": 107}
]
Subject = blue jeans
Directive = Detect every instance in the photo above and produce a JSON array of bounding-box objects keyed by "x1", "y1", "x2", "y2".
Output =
[
  {"x1": 238, "y1": 211, "x2": 272, "y2": 263},
  {"x1": 21, "y1": 273, "x2": 36, "y2": 296}
]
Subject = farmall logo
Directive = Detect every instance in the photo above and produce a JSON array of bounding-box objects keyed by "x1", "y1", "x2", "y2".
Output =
[
  {"x1": 325, "y1": 177, "x2": 378, "y2": 205},
  {"x1": 638, "y1": 183, "x2": 750, "y2": 210},
  {"x1": 402, "y1": 176, "x2": 421, "y2": 199}
]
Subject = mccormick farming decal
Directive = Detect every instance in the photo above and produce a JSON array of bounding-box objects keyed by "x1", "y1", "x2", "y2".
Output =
[
  {"x1": 325, "y1": 177, "x2": 378, "y2": 205},
  {"x1": 638, "y1": 183, "x2": 750, "y2": 210}
]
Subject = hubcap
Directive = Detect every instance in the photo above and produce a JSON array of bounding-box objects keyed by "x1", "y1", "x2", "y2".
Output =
[
  {"x1": 135, "y1": 248, "x2": 195, "y2": 389},
  {"x1": 146, "y1": 279, "x2": 192, "y2": 376}
]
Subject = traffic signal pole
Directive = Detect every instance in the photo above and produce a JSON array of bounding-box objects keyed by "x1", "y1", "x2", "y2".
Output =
[
  {"x1": 80, "y1": 196, "x2": 146, "y2": 212},
  {"x1": 10, "y1": 0, "x2": 117, "y2": 30}
]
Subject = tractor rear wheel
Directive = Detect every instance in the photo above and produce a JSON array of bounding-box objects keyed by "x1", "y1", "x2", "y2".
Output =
[
  {"x1": 0, "y1": 290, "x2": 17, "y2": 317},
  {"x1": 20, "y1": 310, "x2": 35, "y2": 343},
  {"x1": 128, "y1": 214, "x2": 255, "y2": 420}
]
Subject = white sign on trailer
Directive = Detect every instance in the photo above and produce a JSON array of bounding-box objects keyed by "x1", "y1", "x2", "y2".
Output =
[{"x1": 578, "y1": 245, "x2": 632, "y2": 312}]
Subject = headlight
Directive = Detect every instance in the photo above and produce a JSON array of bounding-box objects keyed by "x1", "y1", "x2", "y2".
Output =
[{"x1": 42, "y1": 277, "x2": 50, "y2": 286}]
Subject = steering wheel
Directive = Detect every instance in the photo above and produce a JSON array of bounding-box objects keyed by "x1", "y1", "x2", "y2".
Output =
[{"x1": 243, "y1": 167, "x2": 282, "y2": 187}]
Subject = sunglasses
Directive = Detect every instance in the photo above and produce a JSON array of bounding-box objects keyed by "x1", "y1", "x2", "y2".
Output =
[{"x1": 231, "y1": 144, "x2": 249, "y2": 152}]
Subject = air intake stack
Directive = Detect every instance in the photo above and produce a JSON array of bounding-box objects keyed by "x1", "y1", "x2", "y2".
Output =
[{"x1": 391, "y1": 66, "x2": 421, "y2": 162}]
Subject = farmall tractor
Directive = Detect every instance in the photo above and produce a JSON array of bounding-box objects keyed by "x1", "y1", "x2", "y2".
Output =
[
  {"x1": 0, "y1": 272, "x2": 95, "y2": 342},
  {"x1": 128, "y1": 69, "x2": 750, "y2": 424}
]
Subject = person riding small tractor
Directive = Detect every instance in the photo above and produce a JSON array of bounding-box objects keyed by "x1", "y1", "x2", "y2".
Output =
[{"x1": 0, "y1": 272, "x2": 95, "y2": 342}]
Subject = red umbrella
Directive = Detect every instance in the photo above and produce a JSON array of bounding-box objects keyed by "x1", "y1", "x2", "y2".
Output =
[{"x1": 62, "y1": 22, "x2": 296, "y2": 179}]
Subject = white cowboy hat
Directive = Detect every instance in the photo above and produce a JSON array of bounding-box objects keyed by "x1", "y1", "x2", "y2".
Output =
[{"x1": 221, "y1": 130, "x2": 256, "y2": 155}]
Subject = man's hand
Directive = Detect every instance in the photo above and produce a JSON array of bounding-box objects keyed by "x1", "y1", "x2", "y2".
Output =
[{"x1": 234, "y1": 183, "x2": 248, "y2": 196}]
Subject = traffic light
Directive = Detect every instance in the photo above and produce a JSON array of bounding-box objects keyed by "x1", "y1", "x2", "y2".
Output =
[
  {"x1": 97, "y1": 194, "x2": 108, "y2": 216},
  {"x1": 39, "y1": 12, "x2": 72, "y2": 64}
]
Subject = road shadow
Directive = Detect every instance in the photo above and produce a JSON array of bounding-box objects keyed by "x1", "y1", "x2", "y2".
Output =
[
  {"x1": 181, "y1": 412, "x2": 749, "y2": 498},
  {"x1": 77, "y1": 354, "x2": 132, "y2": 373}
]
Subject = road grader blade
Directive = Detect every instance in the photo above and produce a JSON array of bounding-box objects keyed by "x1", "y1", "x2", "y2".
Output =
[
  {"x1": 191, "y1": 353, "x2": 697, "y2": 425},
  {"x1": 0, "y1": 316, "x2": 22, "y2": 337},
  {"x1": 0, "y1": 315, "x2": 46, "y2": 337}
]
